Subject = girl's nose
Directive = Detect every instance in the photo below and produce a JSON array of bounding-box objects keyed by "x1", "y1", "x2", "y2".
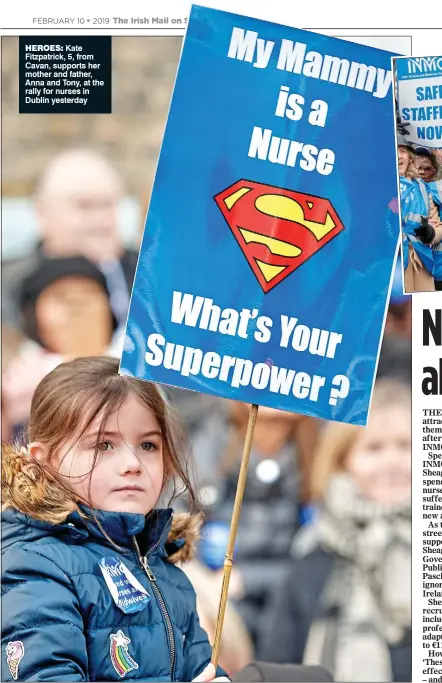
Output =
[{"x1": 119, "y1": 446, "x2": 142, "y2": 474}]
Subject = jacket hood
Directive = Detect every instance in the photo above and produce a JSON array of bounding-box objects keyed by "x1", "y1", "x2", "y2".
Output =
[{"x1": 1, "y1": 444, "x2": 201, "y2": 564}]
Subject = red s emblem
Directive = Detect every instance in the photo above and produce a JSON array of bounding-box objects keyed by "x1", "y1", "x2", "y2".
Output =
[{"x1": 214, "y1": 179, "x2": 344, "y2": 293}]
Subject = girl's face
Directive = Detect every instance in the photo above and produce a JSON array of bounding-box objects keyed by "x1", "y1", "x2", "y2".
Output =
[
  {"x1": 398, "y1": 146, "x2": 411, "y2": 176},
  {"x1": 54, "y1": 393, "x2": 165, "y2": 515},
  {"x1": 345, "y1": 405, "x2": 411, "y2": 505}
]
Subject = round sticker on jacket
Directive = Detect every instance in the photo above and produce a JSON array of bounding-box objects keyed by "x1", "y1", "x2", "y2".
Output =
[{"x1": 99, "y1": 557, "x2": 150, "y2": 614}]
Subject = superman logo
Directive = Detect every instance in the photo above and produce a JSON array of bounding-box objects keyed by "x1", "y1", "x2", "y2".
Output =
[{"x1": 214, "y1": 179, "x2": 344, "y2": 293}]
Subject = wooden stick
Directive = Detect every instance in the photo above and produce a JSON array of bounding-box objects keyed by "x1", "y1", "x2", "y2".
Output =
[{"x1": 211, "y1": 403, "x2": 259, "y2": 669}]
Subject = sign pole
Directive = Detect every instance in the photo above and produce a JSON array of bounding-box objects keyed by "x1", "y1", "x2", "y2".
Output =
[{"x1": 211, "y1": 403, "x2": 259, "y2": 669}]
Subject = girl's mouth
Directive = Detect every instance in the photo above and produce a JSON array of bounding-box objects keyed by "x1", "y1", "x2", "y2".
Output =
[{"x1": 114, "y1": 485, "x2": 145, "y2": 492}]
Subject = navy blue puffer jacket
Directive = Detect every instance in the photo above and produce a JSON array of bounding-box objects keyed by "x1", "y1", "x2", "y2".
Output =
[{"x1": 1, "y1": 452, "x2": 226, "y2": 682}]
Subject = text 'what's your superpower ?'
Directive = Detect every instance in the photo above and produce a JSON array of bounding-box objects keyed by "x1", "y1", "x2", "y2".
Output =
[{"x1": 145, "y1": 292, "x2": 348, "y2": 406}]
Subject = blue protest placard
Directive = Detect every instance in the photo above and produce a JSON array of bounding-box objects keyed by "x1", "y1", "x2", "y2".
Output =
[
  {"x1": 396, "y1": 55, "x2": 442, "y2": 147},
  {"x1": 120, "y1": 6, "x2": 400, "y2": 425}
]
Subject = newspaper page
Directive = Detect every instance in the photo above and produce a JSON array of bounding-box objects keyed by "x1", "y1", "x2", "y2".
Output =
[{"x1": 0, "y1": 3, "x2": 441, "y2": 682}]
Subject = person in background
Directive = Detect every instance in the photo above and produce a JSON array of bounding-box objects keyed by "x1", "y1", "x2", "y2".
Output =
[
  {"x1": 407, "y1": 146, "x2": 442, "y2": 291},
  {"x1": 2, "y1": 256, "x2": 117, "y2": 432},
  {"x1": 414, "y1": 147, "x2": 441, "y2": 184},
  {"x1": 398, "y1": 136, "x2": 440, "y2": 291},
  {"x1": 1, "y1": 149, "x2": 139, "y2": 431},
  {"x1": 1, "y1": 148, "x2": 210, "y2": 441},
  {"x1": 2, "y1": 148, "x2": 138, "y2": 331},
  {"x1": 18, "y1": 256, "x2": 117, "y2": 358},
  {"x1": 258, "y1": 380, "x2": 411, "y2": 682},
  {"x1": 191, "y1": 401, "x2": 320, "y2": 645}
]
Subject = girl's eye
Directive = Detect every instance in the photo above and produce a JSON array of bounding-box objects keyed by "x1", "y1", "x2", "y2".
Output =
[
  {"x1": 141, "y1": 442, "x2": 157, "y2": 452},
  {"x1": 96, "y1": 441, "x2": 113, "y2": 452}
]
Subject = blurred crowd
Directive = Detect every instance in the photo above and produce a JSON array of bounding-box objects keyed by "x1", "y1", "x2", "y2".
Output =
[
  {"x1": 397, "y1": 117, "x2": 442, "y2": 292},
  {"x1": 1, "y1": 148, "x2": 412, "y2": 682}
]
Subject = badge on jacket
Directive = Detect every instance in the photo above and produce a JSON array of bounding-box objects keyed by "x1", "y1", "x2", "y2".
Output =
[
  {"x1": 99, "y1": 557, "x2": 150, "y2": 614},
  {"x1": 109, "y1": 630, "x2": 139, "y2": 678},
  {"x1": 5, "y1": 641, "x2": 24, "y2": 680}
]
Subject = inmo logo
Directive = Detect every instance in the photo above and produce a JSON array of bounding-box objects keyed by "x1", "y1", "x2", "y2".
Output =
[{"x1": 408, "y1": 57, "x2": 442, "y2": 74}]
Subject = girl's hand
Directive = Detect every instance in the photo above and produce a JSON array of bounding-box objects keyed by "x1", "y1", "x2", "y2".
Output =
[{"x1": 192, "y1": 663, "x2": 230, "y2": 681}]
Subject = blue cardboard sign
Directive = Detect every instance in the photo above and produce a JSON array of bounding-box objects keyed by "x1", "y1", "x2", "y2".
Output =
[
  {"x1": 396, "y1": 55, "x2": 442, "y2": 147},
  {"x1": 120, "y1": 6, "x2": 401, "y2": 425}
]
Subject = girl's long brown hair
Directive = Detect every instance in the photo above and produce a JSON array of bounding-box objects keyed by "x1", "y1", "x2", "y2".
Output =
[{"x1": 27, "y1": 356, "x2": 199, "y2": 517}]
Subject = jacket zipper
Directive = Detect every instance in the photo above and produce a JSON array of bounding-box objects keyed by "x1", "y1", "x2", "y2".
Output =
[{"x1": 133, "y1": 523, "x2": 176, "y2": 680}]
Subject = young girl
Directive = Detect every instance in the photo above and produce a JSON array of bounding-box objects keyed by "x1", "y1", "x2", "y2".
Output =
[
  {"x1": 2, "y1": 356, "x2": 228, "y2": 683},
  {"x1": 259, "y1": 379, "x2": 411, "y2": 682}
]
